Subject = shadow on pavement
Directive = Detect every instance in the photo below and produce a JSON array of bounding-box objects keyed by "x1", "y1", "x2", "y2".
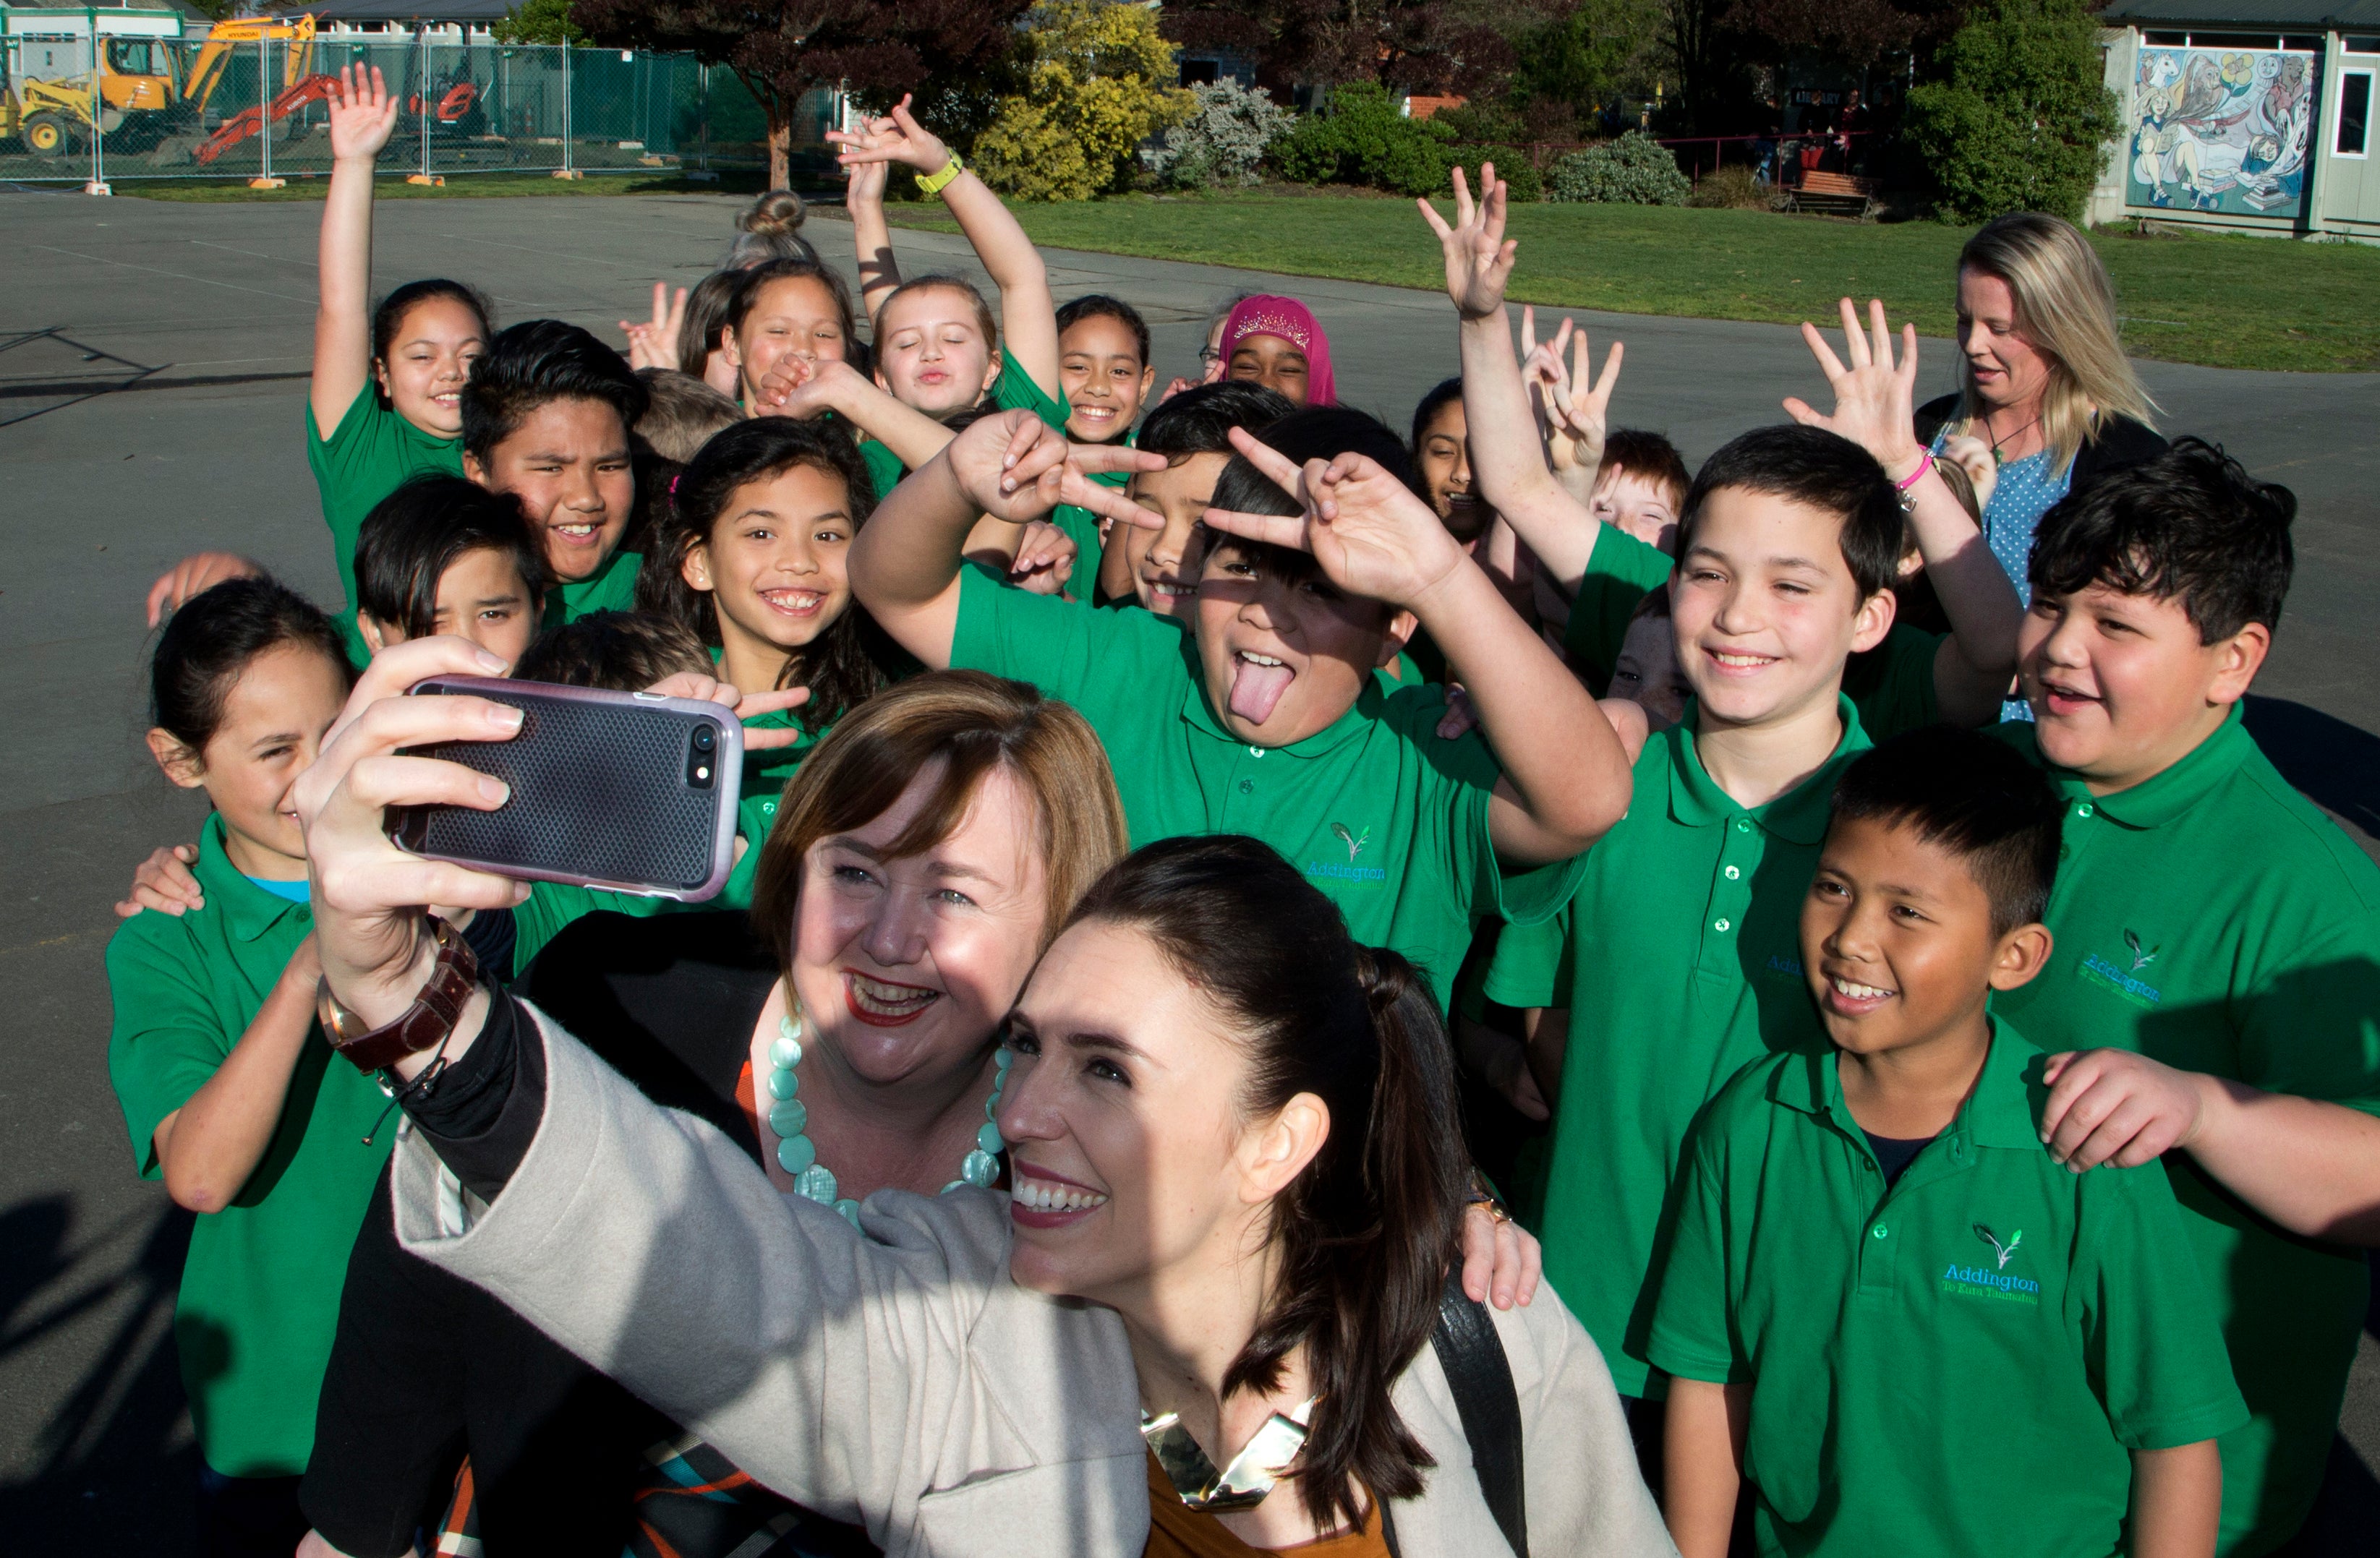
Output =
[{"x1": 0, "y1": 1195, "x2": 199, "y2": 1555}]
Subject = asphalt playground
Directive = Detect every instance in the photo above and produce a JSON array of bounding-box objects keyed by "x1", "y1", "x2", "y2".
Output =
[{"x1": 1, "y1": 181, "x2": 2376, "y2": 1552}]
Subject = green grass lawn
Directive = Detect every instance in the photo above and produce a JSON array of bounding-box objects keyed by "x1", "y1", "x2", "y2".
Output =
[{"x1": 879, "y1": 192, "x2": 2380, "y2": 374}]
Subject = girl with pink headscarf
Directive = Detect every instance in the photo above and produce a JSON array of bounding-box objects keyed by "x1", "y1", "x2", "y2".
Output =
[{"x1": 1219, "y1": 294, "x2": 1336, "y2": 407}]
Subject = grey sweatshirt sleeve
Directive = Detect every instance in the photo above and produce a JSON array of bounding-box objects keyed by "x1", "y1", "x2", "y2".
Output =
[{"x1": 385, "y1": 1003, "x2": 1148, "y2": 1558}]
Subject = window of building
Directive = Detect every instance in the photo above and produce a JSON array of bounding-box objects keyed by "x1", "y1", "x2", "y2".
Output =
[{"x1": 2339, "y1": 70, "x2": 2372, "y2": 158}]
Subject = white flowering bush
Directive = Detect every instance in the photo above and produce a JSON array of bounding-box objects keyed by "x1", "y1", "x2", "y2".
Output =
[
  {"x1": 1151, "y1": 81, "x2": 1295, "y2": 189},
  {"x1": 1548, "y1": 132, "x2": 1692, "y2": 205}
]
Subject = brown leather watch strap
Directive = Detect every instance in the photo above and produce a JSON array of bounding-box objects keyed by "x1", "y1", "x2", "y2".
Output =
[{"x1": 318, "y1": 916, "x2": 482, "y2": 1074}]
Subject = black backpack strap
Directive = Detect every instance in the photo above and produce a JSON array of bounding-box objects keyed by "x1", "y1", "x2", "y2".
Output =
[{"x1": 1429, "y1": 1268, "x2": 1530, "y2": 1557}]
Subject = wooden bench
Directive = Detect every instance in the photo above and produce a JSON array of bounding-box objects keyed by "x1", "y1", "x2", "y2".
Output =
[{"x1": 1787, "y1": 169, "x2": 1880, "y2": 217}]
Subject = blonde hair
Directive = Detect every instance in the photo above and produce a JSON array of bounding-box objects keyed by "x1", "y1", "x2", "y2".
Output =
[
  {"x1": 1952, "y1": 213, "x2": 2158, "y2": 473},
  {"x1": 748, "y1": 671, "x2": 1128, "y2": 977}
]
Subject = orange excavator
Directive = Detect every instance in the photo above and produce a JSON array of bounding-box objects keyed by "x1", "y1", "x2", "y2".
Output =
[
  {"x1": 192, "y1": 14, "x2": 334, "y2": 166},
  {"x1": 192, "y1": 21, "x2": 482, "y2": 166}
]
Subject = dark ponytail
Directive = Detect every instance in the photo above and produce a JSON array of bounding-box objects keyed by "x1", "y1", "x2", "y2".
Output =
[{"x1": 1061, "y1": 835, "x2": 1470, "y2": 1531}]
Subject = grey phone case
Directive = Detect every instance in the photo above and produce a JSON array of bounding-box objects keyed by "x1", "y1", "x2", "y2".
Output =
[{"x1": 391, "y1": 677, "x2": 744, "y2": 902}]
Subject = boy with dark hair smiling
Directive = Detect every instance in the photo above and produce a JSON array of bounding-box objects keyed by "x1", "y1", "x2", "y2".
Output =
[
  {"x1": 1652, "y1": 726, "x2": 2243, "y2": 1558},
  {"x1": 1423, "y1": 171, "x2": 1954, "y2": 1418},
  {"x1": 460, "y1": 319, "x2": 651, "y2": 629},
  {"x1": 1989, "y1": 438, "x2": 2380, "y2": 1554},
  {"x1": 848, "y1": 401, "x2": 1634, "y2": 1009},
  {"x1": 1093, "y1": 380, "x2": 1295, "y2": 616}
]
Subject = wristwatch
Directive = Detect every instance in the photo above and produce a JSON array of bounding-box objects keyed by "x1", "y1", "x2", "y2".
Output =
[
  {"x1": 916, "y1": 151, "x2": 965, "y2": 196},
  {"x1": 317, "y1": 915, "x2": 481, "y2": 1074}
]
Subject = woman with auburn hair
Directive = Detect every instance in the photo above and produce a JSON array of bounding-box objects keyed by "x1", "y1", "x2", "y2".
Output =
[
  {"x1": 297, "y1": 650, "x2": 1546, "y2": 1558},
  {"x1": 1915, "y1": 212, "x2": 2167, "y2": 599}
]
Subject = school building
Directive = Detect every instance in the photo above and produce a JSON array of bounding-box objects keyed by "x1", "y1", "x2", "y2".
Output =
[{"x1": 2090, "y1": 0, "x2": 2380, "y2": 239}]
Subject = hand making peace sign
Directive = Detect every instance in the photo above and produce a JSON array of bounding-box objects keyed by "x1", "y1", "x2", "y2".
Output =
[{"x1": 1201, "y1": 427, "x2": 1468, "y2": 614}]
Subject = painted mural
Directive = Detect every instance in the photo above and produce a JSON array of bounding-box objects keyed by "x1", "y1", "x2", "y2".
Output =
[{"x1": 2128, "y1": 47, "x2": 2316, "y2": 217}]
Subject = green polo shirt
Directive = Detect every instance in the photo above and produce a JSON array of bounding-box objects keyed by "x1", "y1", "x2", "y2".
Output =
[
  {"x1": 1992, "y1": 703, "x2": 2380, "y2": 1554},
  {"x1": 1486, "y1": 694, "x2": 1873, "y2": 1395},
  {"x1": 1562, "y1": 523, "x2": 1942, "y2": 738},
  {"x1": 1052, "y1": 464, "x2": 1128, "y2": 589},
  {"x1": 542, "y1": 546, "x2": 642, "y2": 632},
  {"x1": 104, "y1": 816, "x2": 396, "y2": 1476},
  {"x1": 511, "y1": 703, "x2": 822, "y2": 967},
  {"x1": 1649, "y1": 1025, "x2": 2248, "y2": 1557},
  {"x1": 951, "y1": 567, "x2": 1582, "y2": 1004},
  {"x1": 306, "y1": 384, "x2": 466, "y2": 660}
]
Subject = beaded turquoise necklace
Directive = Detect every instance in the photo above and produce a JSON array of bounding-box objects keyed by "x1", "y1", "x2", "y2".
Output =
[{"x1": 764, "y1": 1006, "x2": 1008, "y2": 1227}]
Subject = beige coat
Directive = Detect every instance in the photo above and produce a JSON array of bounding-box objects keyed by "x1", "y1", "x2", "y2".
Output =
[{"x1": 391, "y1": 1006, "x2": 1677, "y2": 1558}]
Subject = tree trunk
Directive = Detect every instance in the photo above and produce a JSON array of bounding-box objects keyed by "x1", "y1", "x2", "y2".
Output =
[{"x1": 767, "y1": 100, "x2": 790, "y2": 190}]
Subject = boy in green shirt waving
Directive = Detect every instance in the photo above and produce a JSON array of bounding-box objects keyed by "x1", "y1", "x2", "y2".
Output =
[
  {"x1": 1991, "y1": 440, "x2": 2380, "y2": 1554},
  {"x1": 848, "y1": 402, "x2": 1634, "y2": 1007},
  {"x1": 1429, "y1": 166, "x2": 1992, "y2": 1408},
  {"x1": 1653, "y1": 727, "x2": 2243, "y2": 1558}
]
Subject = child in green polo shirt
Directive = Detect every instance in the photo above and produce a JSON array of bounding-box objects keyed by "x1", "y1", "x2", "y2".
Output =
[
  {"x1": 305, "y1": 65, "x2": 492, "y2": 662},
  {"x1": 1049, "y1": 294, "x2": 1156, "y2": 580},
  {"x1": 108, "y1": 578, "x2": 394, "y2": 1554},
  {"x1": 1428, "y1": 168, "x2": 2022, "y2": 741},
  {"x1": 1990, "y1": 440, "x2": 2380, "y2": 1554},
  {"x1": 350, "y1": 474, "x2": 545, "y2": 668},
  {"x1": 1652, "y1": 727, "x2": 2244, "y2": 1558},
  {"x1": 458, "y1": 320, "x2": 650, "y2": 632},
  {"x1": 847, "y1": 403, "x2": 1633, "y2": 1007},
  {"x1": 1092, "y1": 380, "x2": 1296, "y2": 618}
]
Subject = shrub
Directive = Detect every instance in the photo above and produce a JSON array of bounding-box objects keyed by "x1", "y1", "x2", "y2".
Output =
[
  {"x1": 1270, "y1": 82, "x2": 1456, "y2": 196},
  {"x1": 1445, "y1": 145, "x2": 1543, "y2": 203},
  {"x1": 1902, "y1": 0, "x2": 2120, "y2": 222},
  {"x1": 1686, "y1": 163, "x2": 1772, "y2": 209},
  {"x1": 973, "y1": 0, "x2": 1193, "y2": 201},
  {"x1": 1151, "y1": 81, "x2": 1295, "y2": 189},
  {"x1": 1548, "y1": 132, "x2": 1690, "y2": 205}
]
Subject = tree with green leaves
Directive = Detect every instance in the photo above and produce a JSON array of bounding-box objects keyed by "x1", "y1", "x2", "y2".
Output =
[
  {"x1": 1903, "y1": 0, "x2": 2120, "y2": 221},
  {"x1": 495, "y1": 0, "x2": 587, "y2": 45},
  {"x1": 972, "y1": 0, "x2": 1192, "y2": 200}
]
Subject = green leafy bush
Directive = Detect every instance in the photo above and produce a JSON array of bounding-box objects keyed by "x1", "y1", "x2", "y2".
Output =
[
  {"x1": 1548, "y1": 132, "x2": 1690, "y2": 205},
  {"x1": 1445, "y1": 145, "x2": 1543, "y2": 203},
  {"x1": 1269, "y1": 82, "x2": 1456, "y2": 196},
  {"x1": 1902, "y1": 0, "x2": 2120, "y2": 222}
]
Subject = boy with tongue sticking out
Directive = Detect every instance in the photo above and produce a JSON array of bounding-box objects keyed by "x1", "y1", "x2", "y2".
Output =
[{"x1": 849, "y1": 402, "x2": 1634, "y2": 1008}]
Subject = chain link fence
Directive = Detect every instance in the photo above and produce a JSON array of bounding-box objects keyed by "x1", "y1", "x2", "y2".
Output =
[{"x1": 1, "y1": 33, "x2": 838, "y2": 185}]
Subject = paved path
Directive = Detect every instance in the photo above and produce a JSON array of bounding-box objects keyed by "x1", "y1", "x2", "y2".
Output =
[{"x1": 2, "y1": 186, "x2": 2373, "y2": 1550}]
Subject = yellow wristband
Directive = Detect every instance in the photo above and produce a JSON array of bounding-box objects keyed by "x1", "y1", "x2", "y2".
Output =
[{"x1": 915, "y1": 153, "x2": 964, "y2": 197}]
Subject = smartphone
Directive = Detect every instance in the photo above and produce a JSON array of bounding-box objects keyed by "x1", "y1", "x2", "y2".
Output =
[{"x1": 391, "y1": 677, "x2": 743, "y2": 901}]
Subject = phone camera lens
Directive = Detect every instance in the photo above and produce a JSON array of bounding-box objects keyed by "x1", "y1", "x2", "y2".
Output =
[{"x1": 693, "y1": 726, "x2": 716, "y2": 753}]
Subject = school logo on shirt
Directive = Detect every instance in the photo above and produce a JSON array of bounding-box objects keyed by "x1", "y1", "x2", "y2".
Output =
[
  {"x1": 2078, "y1": 930, "x2": 2165, "y2": 1009},
  {"x1": 1941, "y1": 1223, "x2": 2041, "y2": 1305},
  {"x1": 1307, "y1": 822, "x2": 1386, "y2": 886}
]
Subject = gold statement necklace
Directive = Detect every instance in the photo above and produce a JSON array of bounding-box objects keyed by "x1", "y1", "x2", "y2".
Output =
[{"x1": 1142, "y1": 1396, "x2": 1320, "y2": 1512}]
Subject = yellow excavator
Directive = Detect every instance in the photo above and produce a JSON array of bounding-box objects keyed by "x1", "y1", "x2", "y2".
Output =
[{"x1": 2, "y1": 14, "x2": 317, "y2": 155}]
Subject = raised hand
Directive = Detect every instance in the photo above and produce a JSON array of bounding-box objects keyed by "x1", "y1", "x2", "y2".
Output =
[
  {"x1": 1783, "y1": 297, "x2": 1925, "y2": 481},
  {"x1": 326, "y1": 64, "x2": 398, "y2": 163},
  {"x1": 1522, "y1": 308, "x2": 1622, "y2": 495},
  {"x1": 951, "y1": 408, "x2": 1166, "y2": 531},
  {"x1": 1417, "y1": 163, "x2": 1517, "y2": 323},
  {"x1": 620, "y1": 282, "x2": 687, "y2": 372},
  {"x1": 295, "y1": 637, "x2": 532, "y2": 1032},
  {"x1": 824, "y1": 95, "x2": 952, "y2": 176},
  {"x1": 146, "y1": 551, "x2": 263, "y2": 627},
  {"x1": 1202, "y1": 426, "x2": 1467, "y2": 612},
  {"x1": 844, "y1": 150, "x2": 890, "y2": 208}
]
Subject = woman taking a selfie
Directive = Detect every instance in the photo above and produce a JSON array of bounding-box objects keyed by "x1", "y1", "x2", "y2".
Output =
[
  {"x1": 292, "y1": 636, "x2": 1657, "y2": 1557},
  {"x1": 297, "y1": 649, "x2": 1548, "y2": 1558}
]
